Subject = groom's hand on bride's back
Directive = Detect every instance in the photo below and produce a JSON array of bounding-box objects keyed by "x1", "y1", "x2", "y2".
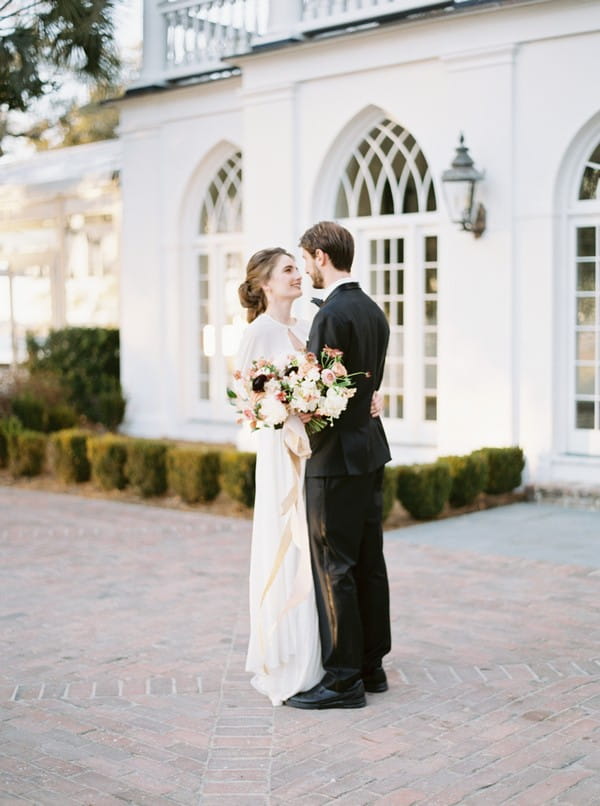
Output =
[{"x1": 370, "y1": 390, "x2": 383, "y2": 418}]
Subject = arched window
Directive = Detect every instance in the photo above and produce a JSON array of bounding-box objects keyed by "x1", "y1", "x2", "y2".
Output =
[
  {"x1": 332, "y1": 116, "x2": 438, "y2": 444},
  {"x1": 335, "y1": 119, "x2": 437, "y2": 218},
  {"x1": 571, "y1": 139, "x2": 600, "y2": 452},
  {"x1": 578, "y1": 142, "x2": 600, "y2": 201},
  {"x1": 199, "y1": 151, "x2": 243, "y2": 234},
  {"x1": 194, "y1": 150, "x2": 244, "y2": 409}
]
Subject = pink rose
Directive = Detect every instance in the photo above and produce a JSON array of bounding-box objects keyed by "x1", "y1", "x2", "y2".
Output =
[
  {"x1": 321, "y1": 368, "x2": 336, "y2": 386},
  {"x1": 331, "y1": 362, "x2": 347, "y2": 377}
]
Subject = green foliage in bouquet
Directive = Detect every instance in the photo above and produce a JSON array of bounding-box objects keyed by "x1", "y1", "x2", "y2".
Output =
[
  {"x1": 87, "y1": 435, "x2": 129, "y2": 491},
  {"x1": 26, "y1": 327, "x2": 125, "y2": 429},
  {"x1": 8, "y1": 430, "x2": 47, "y2": 478},
  {"x1": 167, "y1": 447, "x2": 221, "y2": 504},
  {"x1": 382, "y1": 465, "x2": 397, "y2": 522},
  {"x1": 49, "y1": 429, "x2": 91, "y2": 484},
  {"x1": 125, "y1": 439, "x2": 168, "y2": 498},
  {"x1": 472, "y1": 447, "x2": 525, "y2": 494},
  {"x1": 396, "y1": 461, "x2": 452, "y2": 520},
  {"x1": 220, "y1": 451, "x2": 256, "y2": 509},
  {"x1": 438, "y1": 452, "x2": 489, "y2": 507}
]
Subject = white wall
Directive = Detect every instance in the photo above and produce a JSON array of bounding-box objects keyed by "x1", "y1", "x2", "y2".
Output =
[
  {"x1": 118, "y1": 0, "x2": 600, "y2": 482},
  {"x1": 119, "y1": 79, "x2": 243, "y2": 440}
]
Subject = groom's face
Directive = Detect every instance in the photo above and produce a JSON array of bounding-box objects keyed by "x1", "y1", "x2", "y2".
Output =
[{"x1": 301, "y1": 248, "x2": 324, "y2": 289}]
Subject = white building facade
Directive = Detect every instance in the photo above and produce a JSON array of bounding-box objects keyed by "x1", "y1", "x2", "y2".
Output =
[
  {"x1": 0, "y1": 140, "x2": 121, "y2": 364},
  {"x1": 118, "y1": 0, "x2": 600, "y2": 485}
]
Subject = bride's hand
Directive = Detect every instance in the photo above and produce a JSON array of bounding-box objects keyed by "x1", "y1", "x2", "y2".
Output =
[
  {"x1": 370, "y1": 390, "x2": 383, "y2": 418},
  {"x1": 298, "y1": 413, "x2": 312, "y2": 424}
]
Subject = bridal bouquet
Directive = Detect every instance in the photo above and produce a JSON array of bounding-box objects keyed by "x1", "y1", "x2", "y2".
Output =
[{"x1": 228, "y1": 346, "x2": 368, "y2": 434}]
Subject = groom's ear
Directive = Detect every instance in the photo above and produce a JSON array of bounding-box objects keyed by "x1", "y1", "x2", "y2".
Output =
[{"x1": 315, "y1": 248, "x2": 326, "y2": 267}]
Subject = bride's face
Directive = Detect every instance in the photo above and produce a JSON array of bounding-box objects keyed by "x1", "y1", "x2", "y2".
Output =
[{"x1": 263, "y1": 254, "x2": 303, "y2": 302}]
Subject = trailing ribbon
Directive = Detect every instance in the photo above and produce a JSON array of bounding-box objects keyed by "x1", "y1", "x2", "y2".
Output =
[{"x1": 258, "y1": 416, "x2": 313, "y2": 669}]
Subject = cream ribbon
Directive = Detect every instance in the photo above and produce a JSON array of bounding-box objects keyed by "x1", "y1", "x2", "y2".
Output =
[{"x1": 258, "y1": 416, "x2": 313, "y2": 672}]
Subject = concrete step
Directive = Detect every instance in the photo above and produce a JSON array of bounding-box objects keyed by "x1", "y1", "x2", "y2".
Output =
[{"x1": 531, "y1": 482, "x2": 600, "y2": 511}]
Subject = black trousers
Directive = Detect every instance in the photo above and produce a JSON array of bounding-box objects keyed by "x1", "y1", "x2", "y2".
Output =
[{"x1": 305, "y1": 467, "x2": 391, "y2": 691}]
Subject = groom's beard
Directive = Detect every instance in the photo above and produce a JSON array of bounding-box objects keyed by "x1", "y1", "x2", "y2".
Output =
[{"x1": 310, "y1": 266, "x2": 325, "y2": 289}]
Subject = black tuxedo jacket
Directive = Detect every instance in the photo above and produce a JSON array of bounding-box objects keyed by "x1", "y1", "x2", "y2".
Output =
[{"x1": 306, "y1": 281, "x2": 391, "y2": 477}]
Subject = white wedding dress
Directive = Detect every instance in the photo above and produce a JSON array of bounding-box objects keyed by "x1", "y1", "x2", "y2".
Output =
[{"x1": 236, "y1": 313, "x2": 324, "y2": 705}]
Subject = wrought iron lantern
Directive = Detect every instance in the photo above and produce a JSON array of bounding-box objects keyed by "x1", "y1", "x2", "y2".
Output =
[{"x1": 442, "y1": 134, "x2": 486, "y2": 238}]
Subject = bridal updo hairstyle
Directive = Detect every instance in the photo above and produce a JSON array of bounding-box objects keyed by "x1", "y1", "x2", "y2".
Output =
[{"x1": 239, "y1": 247, "x2": 293, "y2": 322}]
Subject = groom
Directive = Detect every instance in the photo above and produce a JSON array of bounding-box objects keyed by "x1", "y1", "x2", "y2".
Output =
[{"x1": 286, "y1": 220, "x2": 392, "y2": 710}]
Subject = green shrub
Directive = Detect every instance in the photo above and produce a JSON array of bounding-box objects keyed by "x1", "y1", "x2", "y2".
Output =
[
  {"x1": 26, "y1": 327, "x2": 125, "y2": 429},
  {"x1": 0, "y1": 416, "x2": 22, "y2": 467},
  {"x1": 125, "y1": 439, "x2": 168, "y2": 497},
  {"x1": 49, "y1": 429, "x2": 91, "y2": 483},
  {"x1": 396, "y1": 461, "x2": 452, "y2": 520},
  {"x1": 438, "y1": 452, "x2": 489, "y2": 507},
  {"x1": 88, "y1": 435, "x2": 129, "y2": 490},
  {"x1": 11, "y1": 394, "x2": 45, "y2": 432},
  {"x1": 472, "y1": 446, "x2": 525, "y2": 494},
  {"x1": 0, "y1": 423, "x2": 6, "y2": 468},
  {"x1": 8, "y1": 430, "x2": 47, "y2": 477},
  {"x1": 167, "y1": 447, "x2": 221, "y2": 504},
  {"x1": 220, "y1": 451, "x2": 256, "y2": 508},
  {"x1": 382, "y1": 465, "x2": 397, "y2": 522},
  {"x1": 46, "y1": 404, "x2": 78, "y2": 433},
  {"x1": 96, "y1": 382, "x2": 127, "y2": 431}
]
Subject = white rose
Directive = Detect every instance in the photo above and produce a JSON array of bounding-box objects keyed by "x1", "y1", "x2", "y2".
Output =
[
  {"x1": 258, "y1": 394, "x2": 288, "y2": 426},
  {"x1": 264, "y1": 377, "x2": 282, "y2": 395},
  {"x1": 317, "y1": 388, "x2": 348, "y2": 419}
]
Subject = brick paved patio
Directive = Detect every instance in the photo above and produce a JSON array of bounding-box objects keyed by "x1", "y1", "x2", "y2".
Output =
[{"x1": 1, "y1": 487, "x2": 599, "y2": 804}]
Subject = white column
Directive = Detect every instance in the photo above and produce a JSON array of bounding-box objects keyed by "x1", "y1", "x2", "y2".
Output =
[
  {"x1": 139, "y1": 0, "x2": 166, "y2": 85},
  {"x1": 53, "y1": 196, "x2": 67, "y2": 328},
  {"x1": 437, "y1": 45, "x2": 517, "y2": 456},
  {"x1": 242, "y1": 84, "x2": 298, "y2": 254},
  {"x1": 264, "y1": 0, "x2": 303, "y2": 43}
]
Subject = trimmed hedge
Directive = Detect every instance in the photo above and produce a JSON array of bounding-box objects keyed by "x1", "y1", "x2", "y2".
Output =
[
  {"x1": 220, "y1": 450, "x2": 256, "y2": 508},
  {"x1": 8, "y1": 430, "x2": 47, "y2": 477},
  {"x1": 46, "y1": 404, "x2": 78, "y2": 433},
  {"x1": 0, "y1": 417, "x2": 21, "y2": 467},
  {"x1": 472, "y1": 446, "x2": 525, "y2": 494},
  {"x1": 87, "y1": 435, "x2": 129, "y2": 490},
  {"x1": 125, "y1": 439, "x2": 169, "y2": 497},
  {"x1": 438, "y1": 452, "x2": 489, "y2": 507},
  {"x1": 396, "y1": 462, "x2": 452, "y2": 520},
  {"x1": 167, "y1": 447, "x2": 221, "y2": 504},
  {"x1": 49, "y1": 429, "x2": 91, "y2": 484}
]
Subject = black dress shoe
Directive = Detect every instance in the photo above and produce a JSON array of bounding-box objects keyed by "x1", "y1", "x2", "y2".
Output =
[
  {"x1": 285, "y1": 679, "x2": 366, "y2": 710},
  {"x1": 362, "y1": 667, "x2": 388, "y2": 693}
]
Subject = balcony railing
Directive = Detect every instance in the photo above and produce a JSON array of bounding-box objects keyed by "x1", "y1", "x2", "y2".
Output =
[{"x1": 139, "y1": 0, "x2": 456, "y2": 84}]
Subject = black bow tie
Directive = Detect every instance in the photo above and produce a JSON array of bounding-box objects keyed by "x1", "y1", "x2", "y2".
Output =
[{"x1": 311, "y1": 297, "x2": 324, "y2": 308}]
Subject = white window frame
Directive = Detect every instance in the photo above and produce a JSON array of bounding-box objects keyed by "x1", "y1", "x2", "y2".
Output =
[
  {"x1": 184, "y1": 234, "x2": 244, "y2": 423},
  {"x1": 567, "y1": 214, "x2": 600, "y2": 455},
  {"x1": 348, "y1": 216, "x2": 439, "y2": 446}
]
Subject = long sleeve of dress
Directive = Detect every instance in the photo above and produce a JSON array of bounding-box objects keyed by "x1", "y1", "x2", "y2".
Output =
[{"x1": 235, "y1": 321, "x2": 273, "y2": 375}]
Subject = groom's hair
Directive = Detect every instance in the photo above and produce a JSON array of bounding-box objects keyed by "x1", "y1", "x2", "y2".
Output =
[{"x1": 299, "y1": 221, "x2": 354, "y2": 271}]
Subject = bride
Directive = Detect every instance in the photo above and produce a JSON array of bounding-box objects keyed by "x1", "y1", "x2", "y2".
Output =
[{"x1": 236, "y1": 248, "x2": 324, "y2": 705}]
